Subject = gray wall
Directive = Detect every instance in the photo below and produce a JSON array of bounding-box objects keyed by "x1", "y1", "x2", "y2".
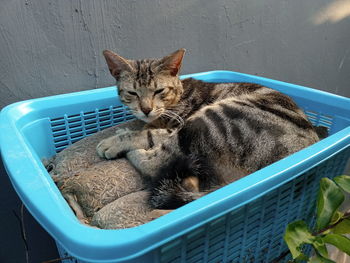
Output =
[
  {"x1": 0, "y1": 0, "x2": 349, "y2": 262},
  {"x1": 0, "y1": 0, "x2": 349, "y2": 110}
]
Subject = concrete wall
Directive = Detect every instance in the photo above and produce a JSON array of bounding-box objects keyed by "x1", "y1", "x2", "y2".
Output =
[
  {"x1": 0, "y1": 0, "x2": 349, "y2": 262},
  {"x1": 1, "y1": 0, "x2": 349, "y2": 110}
]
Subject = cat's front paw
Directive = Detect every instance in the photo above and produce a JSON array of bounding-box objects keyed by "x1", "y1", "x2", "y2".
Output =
[
  {"x1": 97, "y1": 128, "x2": 140, "y2": 159},
  {"x1": 114, "y1": 127, "x2": 133, "y2": 137},
  {"x1": 96, "y1": 135, "x2": 123, "y2": 159}
]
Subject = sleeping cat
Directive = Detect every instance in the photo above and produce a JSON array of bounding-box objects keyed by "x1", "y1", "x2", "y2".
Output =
[{"x1": 97, "y1": 48, "x2": 320, "y2": 209}]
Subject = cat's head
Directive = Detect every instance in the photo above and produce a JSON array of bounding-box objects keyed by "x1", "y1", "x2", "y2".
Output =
[{"x1": 103, "y1": 49, "x2": 186, "y2": 123}]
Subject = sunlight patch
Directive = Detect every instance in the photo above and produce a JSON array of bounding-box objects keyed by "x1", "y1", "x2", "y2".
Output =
[{"x1": 312, "y1": 0, "x2": 350, "y2": 25}]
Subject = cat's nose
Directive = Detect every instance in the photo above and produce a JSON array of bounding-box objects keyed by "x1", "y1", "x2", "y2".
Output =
[{"x1": 141, "y1": 107, "x2": 152, "y2": 116}]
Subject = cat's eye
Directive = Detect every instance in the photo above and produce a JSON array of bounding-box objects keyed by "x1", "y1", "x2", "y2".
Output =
[
  {"x1": 154, "y1": 88, "x2": 164, "y2": 95},
  {"x1": 127, "y1": 91, "x2": 138, "y2": 96}
]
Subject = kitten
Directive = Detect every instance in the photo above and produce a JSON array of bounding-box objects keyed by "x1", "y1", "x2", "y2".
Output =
[{"x1": 97, "y1": 49, "x2": 320, "y2": 209}]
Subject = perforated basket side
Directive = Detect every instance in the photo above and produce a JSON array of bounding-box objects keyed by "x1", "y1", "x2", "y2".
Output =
[
  {"x1": 55, "y1": 242, "x2": 83, "y2": 263},
  {"x1": 157, "y1": 148, "x2": 350, "y2": 263},
  {"x1": 49, "y1": 105, "x2": 134, "y2": 152}
]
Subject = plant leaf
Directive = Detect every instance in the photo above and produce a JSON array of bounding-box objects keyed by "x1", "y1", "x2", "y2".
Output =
[
  {"x1": 312, "y1": 236, "x2": 328, "y2": 259},
  {"x1": 330, "y1": 210, "x2": 344, "y2": 225},
  {"x1": 334, "y1": 175, "x2": 350, "y2": 193},
  {"x1": 316, "y1": 178, "x2": 344, "y2": 231},
  {"x1": 284, "y1": 220, "x2": 314, "y2": 260},
  {"x1": 308, "y1": 254, "x2": 335, "y2": 263},
  {"x1": 322, "y1": 234, "x2": 350, "y2": 255},
  {"x1": 333, "y1": 219, "x2": 350, "y2": 234}
]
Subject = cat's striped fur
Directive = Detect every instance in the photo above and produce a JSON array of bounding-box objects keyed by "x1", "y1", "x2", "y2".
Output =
[{"x1": 97, "y1": 49, "x2": 320, "y2": 209}]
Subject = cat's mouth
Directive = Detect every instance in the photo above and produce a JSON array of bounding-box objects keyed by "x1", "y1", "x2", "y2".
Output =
[
  {"x1": 133, "y1": 111, "x2": 161, "y2": 123},
  {"x1": 140, "y1": 115, "x2": 158, "y2": 123}
]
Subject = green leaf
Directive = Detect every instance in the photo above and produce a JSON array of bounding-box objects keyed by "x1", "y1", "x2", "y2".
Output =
[
  {"x1": 330, "y1": 210, "x2": 344, "y2": 225},
  {"x1": 333, "y1": 219, "x2": 350, "y2": 234},
  {"x1": 284, "y1": 220, "x2": 314, "y2": 260},
  {"x1": 316, "y1": 178, "x2": 344, "y2": 231},
  {"x1": 323, "y1": 234, "x2": 350, "y2": 255},
  {"x1": 312, "y1": 237, "x2": 328, "y2": 259},
  {"x1": 334, "y1": 175, "x2": 350, "y2": 193},
  {"x1": 308, "y1": 255, "x2": 335, "y2": 263}
]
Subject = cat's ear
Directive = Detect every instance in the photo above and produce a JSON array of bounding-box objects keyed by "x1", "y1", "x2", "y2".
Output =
[
  {"x1": 103, "y1": 50, "x2": 134, "y2": 80},
  {"x1": 158, "y1": 48, "x2": 186, "y2": 76}
]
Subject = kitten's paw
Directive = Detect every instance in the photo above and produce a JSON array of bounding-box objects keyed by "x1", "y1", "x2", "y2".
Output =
[
  {"x1": 126, "y1": 149, "x2": 157, "y2": 176},
  {"x1": 96, "y1": 136, "x2": 123, "y2": 159},
  {"x1": 148, "y1": 209, "x2": 173, "y2": 219},
  {"x1": 115, "y1": 127, "x2": 133, "y2": 137},
  {"x1": 126, "y1": 149, "x2": 148, "y2": 162}
]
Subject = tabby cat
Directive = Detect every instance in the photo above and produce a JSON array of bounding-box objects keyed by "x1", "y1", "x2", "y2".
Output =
[{"x1": 97, "y1": 49, "x2": 320, "y2": 209}]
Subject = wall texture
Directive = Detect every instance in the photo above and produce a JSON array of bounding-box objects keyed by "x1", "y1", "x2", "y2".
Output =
[
  {"x1": 0, "y1": 0, "x2": 349, "y2": 262},
  {"x1": 0, "y1": 0, "x2": 349, "y2": 111}
]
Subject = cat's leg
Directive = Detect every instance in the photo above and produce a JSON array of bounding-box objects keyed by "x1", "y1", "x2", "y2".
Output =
[
  {"x1": 125, "y1": 111, "x2": 210, "y2": 178},
  {"x1": 123, "y1": 130, "x2": 178, "y2": 174},
  {"x1": 125, "y1": 112, "x2": 221, "y2": 197},
  {"x1": 96, "y1": 128, "x2": 172, "y2": 159},
  {"x1": 126, "y1": 125, "x2": 218, "y2": 208},
  {"x1": 126, "y1": 145, "x2": 200, "y2": 192},
  {"x1": 64, "y1": 193, "x2": 89, "y2": 224},
  {"x1": 148, "y1": 209, "x2": 173, "y2": 219}
]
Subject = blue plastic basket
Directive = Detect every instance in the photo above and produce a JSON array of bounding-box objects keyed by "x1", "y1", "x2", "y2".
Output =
[{"x1": 1, "y1": 71, "x2": 349, "y2": 263}]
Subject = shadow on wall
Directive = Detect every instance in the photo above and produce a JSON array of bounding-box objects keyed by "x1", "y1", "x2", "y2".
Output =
[{"x1": 312, "y1": 0, "x2": 350, "y2": 25}]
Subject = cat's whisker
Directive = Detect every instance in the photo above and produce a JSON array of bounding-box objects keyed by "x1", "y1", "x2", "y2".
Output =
[
  {"x1": 162, "y1": 111, "x2": 175, "y2": 119},
  {"x1": 160, "y1": 111, "x2": 181, "y2": 126},
  {"x1": 163, "y1": 110, "x2": 184, "y2": 127},
  {"x1": 129, "y1": 109, "x2": 139, "y2": 115},
  {"x1": 153, "y1": 109, "x2": 164, "y2": 118}
]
